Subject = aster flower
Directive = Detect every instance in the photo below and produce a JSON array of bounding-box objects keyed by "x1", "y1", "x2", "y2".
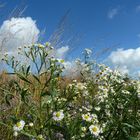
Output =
[
  {"x1": 82, "y1": 113, "x2": 92, "y2": 122},
  {"x1": 89, "y1": 125, "x2": 101, "y2": 137},
  {"x1": 53, "y1": 110, "x2": 64, "y2": 121},
  {"x1": 76, "y1": 82, "x2": 86, "y2": 90},
  {"x1": 13, "y1": 120, "x2": 25, "y2": 132},
  {"x1": 91, "y1": 114, "x2": 98, "y2": 122},
  {"x1": 95, "y1": 106, "x2": 101, "y2": 111},
  {"x1": 81, "y1": 127, "x2": 87, "y2": 132},
  {"x1": 29, "y1": 122, "x2": 34, "y2": 127},
  {"x1": 13, "y1": 131, "x2": 18, "y2": 137}
]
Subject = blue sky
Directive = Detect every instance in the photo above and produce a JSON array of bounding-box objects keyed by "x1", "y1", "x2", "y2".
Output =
[
  {"x1": 1, "y1": 0, "x2": 140, "y2": 76},
  {"x1": 1, "y1": 0, "x2": 140, "y2": 53}
]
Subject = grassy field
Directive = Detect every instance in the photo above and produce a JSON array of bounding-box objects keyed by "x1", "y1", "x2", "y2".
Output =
[{"x1": 0, "y1": 43, "x2": 140, "y2": 140}]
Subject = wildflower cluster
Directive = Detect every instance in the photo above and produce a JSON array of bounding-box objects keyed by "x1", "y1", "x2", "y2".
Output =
[{"x1": 0, "y1": 45, "x2": 140, "y2": 140}]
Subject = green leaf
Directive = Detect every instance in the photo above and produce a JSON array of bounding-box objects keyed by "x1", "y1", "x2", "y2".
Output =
[
  {"x1": 12, "y1": 60, "x2": 14, "y2": 68},
  {"x1": 33, "y1": 74, "x2": 41, "y2": 84},
  {"x1": 20, "y1": 131, "x2": 35, "y2": 138},
  {"x1": 30, "y1": 51, "x2": 35, "y2": 62},
  {"x1": 16, "y1": 73, "x2": 32, "y2": 84},
  {"x1": 122, "y1": 123, "x2": 136, "y2": 130},
  {"x1": 25, "y1": 51, "x2": 29, "y2": 58},
  {"x1": 22, "y1": 65, "x2": 25, "y2": 74},
  {"x1": 26, "y1": 65, "x2": 30, "y2": 76},
  {"x1": 0, "y1": 121, "x2": 10, "y2": 128},
  {"x1": 127, "y1": 136, "x2": 139, "y2": 140},
  {"x1": 6, "y1": 72, "x2": 15, "y2": 75}
]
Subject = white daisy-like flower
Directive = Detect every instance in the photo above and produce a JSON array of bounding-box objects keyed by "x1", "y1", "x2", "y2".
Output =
[
  {"x1": 76, "y1": 83, "x2": 86, "y2": 90},
  {"x1": 13, "y1": 131, "x2": 18, "y2": 137},
  {"x1": 57, "y1": 59, "x2": 65, "y2": 63},
  {"x1": 53, "y1": 110, "x2": 64, "y2": 121},
  {"x1": 95, "y1": 106, "x2": 101, "y2": 111},
  {"x1": 82, "y1": 113, "x2": 92, "y2": 122},
  {"x1": 91, "y1": 114, "x2": 98, "y2": 120},
  {"x1": 45, "y1": 42, "x2": 51, "y2": 47},
  {"x1": 37, "y1": 134, "x2": 44, "y2": 139},
  {"x1": 89, "y1": 125, "x2": 100, "y2": 137},
  {"x1": 81, "y1": 127, "x2": 87, "y2": 132},
  {"x1": 29, "y1": 122, "x2": 34, "y2": 127},
  {"x1": 13, "y1": 120, "x2": 25, "y2": 132},
  {"x1": 38, "y1": 44, "x2": 45, "y2": 48}
]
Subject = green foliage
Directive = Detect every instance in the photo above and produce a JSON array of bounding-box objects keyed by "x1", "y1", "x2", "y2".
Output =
[{"x1": 0, "y1": 44, "x2": 140, "y2": 140}]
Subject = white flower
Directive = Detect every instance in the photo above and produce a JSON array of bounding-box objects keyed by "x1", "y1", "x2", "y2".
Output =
[
  {"x1": 81, "y1": 133, "x2": 85, "y2": 137},
  {"x1": 53, "y1": 110, "x2": 64, "y2": 121},
  {"x1": 81, "y1": 127, "x2": 87, "y2": 132},
  {"x1": 38, "y1": 44, "x2": 45, "y2": 48},
  {"x1": 37, "y1": 134, "x2": 44, "y2": 139},
  {"x1": 82, "y1": 90, "x2": 89, "y2": 96},
  {"x1": 76, "y1": 83, "x2": 86, "y2": 90},
  {"x1": 29, "y1": 122, "x2": 34, "y2": 127},
  {"x1": 89, "y1": 125, "x2": 100, "y2": 137},
  {"x1": 13, "y1": 120, "x2": 25, "y2": 132},
  {"x1": 13, "y1": 131, "x2": 18, "y2": 137},
  {"x1": 95, "y1": 106, "x2": 101, "y2": 111},
  {"x1": 57, "y1": 59, "x2": 65, "y2": 63},
  {"x1": 45, "y1": 42, "x2": 51, "y2": 47},
  {"x1": 91, "y1": 114, "x2": 98, "y2": 123},
  {"x1": 82, "y1": 113, "x2": 92, "y2": 122}
]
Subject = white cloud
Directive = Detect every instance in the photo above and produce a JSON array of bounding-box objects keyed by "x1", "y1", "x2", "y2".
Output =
[
  {"x1": 0, "y1": 17, "x2": 40, "y2": 56},
  {"x1": 0, "y1": 17, "x2": 78, "y2": 76},
  {"x1": 54, "y1": 46, "x2": 79, "y2": 77},
  {"x1": 55, "y1": 46, "x2": 69, "y2": 59},
  {"x1": 136, "y1": 5, "x2": 140, "y2": 12},
  {"x1": 108, "y1": 8, "x2": 119, "y2": 19},
  {"x1": 107, "y1": 47, "x2": 140, "y2": 76}
]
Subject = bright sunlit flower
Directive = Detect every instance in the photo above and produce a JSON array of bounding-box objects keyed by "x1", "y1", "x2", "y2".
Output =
[
  {"x1": 29, "y1": 122, "x2": 34, "y2": 127},
  {"x1": 89, "y1": 125, "x2": 100, "y2": 137},
  {"x1": 53, "y1": 110, "x2": 64, "y2": 121},
  {"x1": 81, "y1": 127, "x2": 87, "y2": 132},
  {"x1": 45, "y1": 42, "x2": 51, "y2": 47},
  {"x1": 13, "y1": 131, "x2": 18, "y2": 137},
  {"x1": 57, "y1": 59, "x2": 65, "y2": 63},
  {"x1": 37, "y1": 134, "x2": 44, "y2": 140},
  {"x1": 76, "y1": 82, "x2": 86, "y2": 90},
  {"x1": 95, "y1": 106, "x2": 101, "y2": 111},
  {"x1": 13, "y1": 120, "x2": 25, "y2": 132},
  {"x1": 38, "y1": 44, "x2": 44, "y2": 48},
  {"x1": 82, "y1": 113, "x2": 92, "y2": 122}
]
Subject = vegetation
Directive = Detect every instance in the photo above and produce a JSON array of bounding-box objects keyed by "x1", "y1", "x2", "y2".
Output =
[{"x1": 0, "y1": 43, "x2": 140, "y2": 140}]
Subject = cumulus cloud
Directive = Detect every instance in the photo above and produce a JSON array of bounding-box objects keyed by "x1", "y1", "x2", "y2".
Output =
[
  {"x1": 108, "y1": 8, "x2": 119, "y2": 19},
  {"x1": 0, "y1": 17, "x2": 76, "y2": 75},
  {"x1": 0, "y1": 17, "x2": 40, "y2": 56},
  {"x1": 54, "y1": 46, "x2": 78, "y2": 77},
  {"x1": 107, "y1": 47, "x2": 140, "y2": 76},
  {"x1": 55, "y1": 46, "x2": 69, "y2": 59}
]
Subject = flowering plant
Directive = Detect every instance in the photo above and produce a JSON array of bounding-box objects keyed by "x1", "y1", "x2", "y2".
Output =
[{"x1": 0, "y1": 44, "x2": 140, "y2": 140}]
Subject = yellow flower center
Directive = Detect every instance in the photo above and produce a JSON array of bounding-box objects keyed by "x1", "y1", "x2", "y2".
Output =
[
  {"x1": 56, "y1": 112, "x2": 61, "y2": 117},
  {"x1": 92, "y1": 127, "x2": 97, "y2": 132},
  {"x1": 84, "y1": 115, "x2": 89, "y2": 119},
  {"x1": 60, "y1": 59, "x2": 64, "y2": 63},
  {"x1": 16, "y1": 122, "x2": 21, "y2": 127}
]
